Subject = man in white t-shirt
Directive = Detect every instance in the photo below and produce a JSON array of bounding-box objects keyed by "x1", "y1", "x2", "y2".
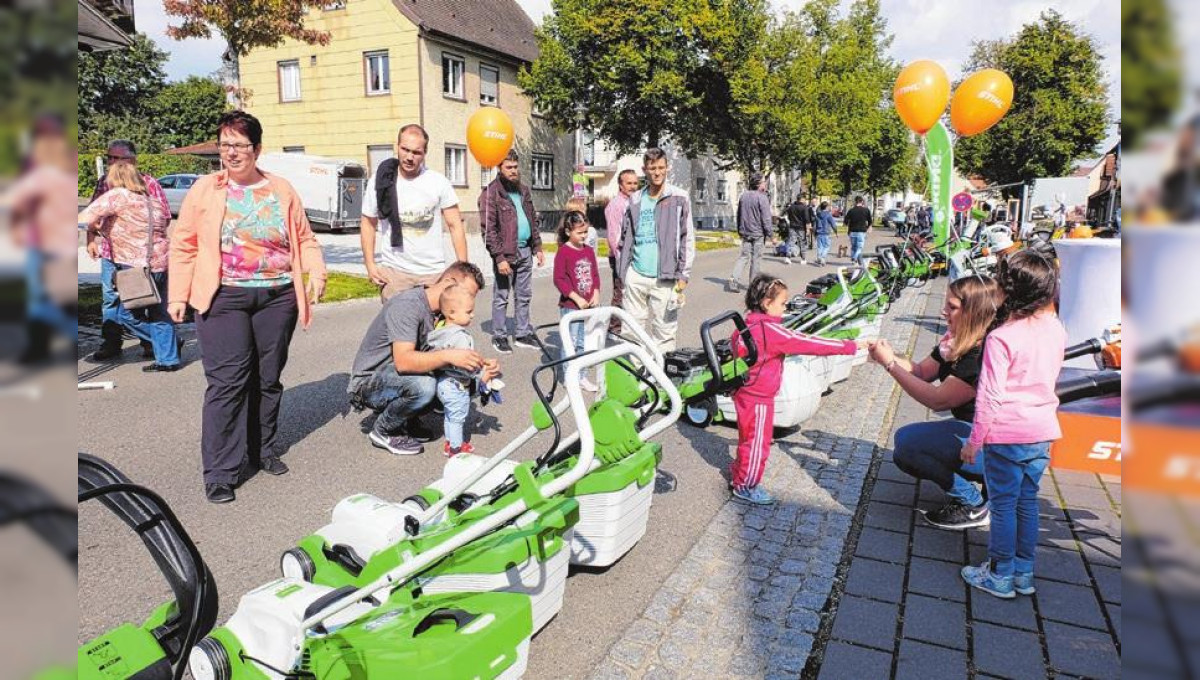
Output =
[{"x1": 360, "y1": 123, "x2": 470, "y2": 300}]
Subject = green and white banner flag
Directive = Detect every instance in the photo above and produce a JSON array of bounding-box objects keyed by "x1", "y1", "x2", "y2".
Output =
[{"x1": 924, "y1": 120, "x2": 954, "y2": 254}]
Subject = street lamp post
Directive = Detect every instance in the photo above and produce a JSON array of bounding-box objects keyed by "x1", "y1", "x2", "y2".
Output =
[{"x1": 573, "y1": 102, "x2": 587, "y2": 200}]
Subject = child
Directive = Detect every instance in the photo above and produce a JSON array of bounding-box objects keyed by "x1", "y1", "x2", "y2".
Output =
[
  {"x1": 427, "y1": 285, "x2": 494, "y2": 456},
  {"x1": 729, "y1": 274, "x2": 867, "y2": 504},
  {"x1": 553, "y1": 210, "x2": 601, "y2": 392},
  {"x1": 959, "y1": 249, "x2": 1066, "y2": 598}
]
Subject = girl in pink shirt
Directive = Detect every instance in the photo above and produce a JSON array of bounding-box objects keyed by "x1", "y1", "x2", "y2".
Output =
[{"x1": 960, "y1": 250, "x2": 1067, "y2": 599}]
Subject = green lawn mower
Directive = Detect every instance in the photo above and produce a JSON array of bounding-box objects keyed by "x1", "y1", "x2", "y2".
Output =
[
  {"x1": 188, "y1": 329, "x2": 683, "y2": 679},
  {"x1": 77, "y1": 453, "x2": 218, "y2": 680}
]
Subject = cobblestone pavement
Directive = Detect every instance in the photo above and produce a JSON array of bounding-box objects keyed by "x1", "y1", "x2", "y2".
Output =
[
  {"x1": 588, "y1": 276, "x2": 936, "y2": 680},
  {"x1": 811, "y1": 282, "x2": 1122, "y2": 680}
]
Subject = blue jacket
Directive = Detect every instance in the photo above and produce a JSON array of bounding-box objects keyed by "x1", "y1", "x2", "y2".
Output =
[{"x1": 815, "y1": 209, "x2": 836, "y2": 235}]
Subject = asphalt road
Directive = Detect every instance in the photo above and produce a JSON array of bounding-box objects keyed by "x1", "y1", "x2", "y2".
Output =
[{"x1": 77, "y1": 231, "x2": 889, "y2": 679}]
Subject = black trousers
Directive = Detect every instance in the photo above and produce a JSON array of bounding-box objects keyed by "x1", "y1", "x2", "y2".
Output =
[
  {"x1": 608, "y1": 254, "x2": 624, "y2": 333},
  {"x1": 195, "y1": 285, "x2": 299, "y2": 485}
]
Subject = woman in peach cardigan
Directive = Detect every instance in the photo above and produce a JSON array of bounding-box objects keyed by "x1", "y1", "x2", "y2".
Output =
[{"x1": 169, "y1": 111, "x2": 326, "y2": 504}]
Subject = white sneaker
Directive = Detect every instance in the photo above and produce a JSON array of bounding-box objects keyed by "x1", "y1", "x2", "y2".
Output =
[
  {"x1": 580, "y1": 377, "x2": 599, "y2": 392},
  {"x1": 799, "y1": 259, "x2": 808, "y2": 265},
  {"x1": 783, "y1": 257, "x2": 792, "y2": 265}
]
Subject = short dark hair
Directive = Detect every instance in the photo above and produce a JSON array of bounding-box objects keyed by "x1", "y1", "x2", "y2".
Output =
[
  {"x1": 749, "y1": 173, "x2": 764, "y2": 189},
  {"x1": 745, "y1": 274, "x2": 788, "y2": 314},
  {"x1": 643, "y1": 147, "x2": 667, "y2": 164},
  {"x1": 855, "y1": 196, "x2": 865, "y2": 204},
  {"x1": 397, "y1": 123, "x2": 430, "y2": 149},
  {"x1": 108, "y1": 139, "x2": 137, "y2": 157},
  {"x1": 217, "y1": 110, "x2": 263, "y2": 147},
  {"x1": 618, "y1": 168, "x2": 637, "y2": 182},
  {"x1": 439, "y1": 261, "x2": 486, "y2": 291},
  {"x1": 819, "y1": 201, "x2": 829, "y2": 210},
  {"x1": 502, "y1": 149, "x2": 519, "y2": 164}
]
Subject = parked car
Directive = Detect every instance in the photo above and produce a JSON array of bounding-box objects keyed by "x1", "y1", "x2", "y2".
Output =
[
  {"x1": 883, "y1": 208, "x2": 907, "y2": 231},
  {"x1": 158, "y1": 174, "x2": 200, "y2": 217}
]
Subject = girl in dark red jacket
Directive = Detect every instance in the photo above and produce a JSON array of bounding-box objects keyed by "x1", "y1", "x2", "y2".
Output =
[{"x1": 730, "y1": 274, "x2": 867, "y2": 504}]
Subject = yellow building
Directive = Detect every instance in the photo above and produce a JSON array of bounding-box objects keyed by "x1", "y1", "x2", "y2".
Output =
[{"x1": 239, "y1": 0, "x2": 575, "y2": 229}]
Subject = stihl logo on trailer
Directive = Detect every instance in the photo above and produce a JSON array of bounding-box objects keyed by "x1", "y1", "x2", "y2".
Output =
[{"x1": 1087, "y1": 441, "x2": 1122, "y2": 462}]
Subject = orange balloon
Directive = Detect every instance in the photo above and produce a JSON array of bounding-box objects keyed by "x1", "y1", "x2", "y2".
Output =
[
  {"x1": 466, "y1": 107, "x2": 515, "y2": 168},
  {"x1": 893, "y1": 60, "x2": 950, "y2": 135},
  {"x1": 950, "y1": 69, "x2": 1014, "y2": 137}
]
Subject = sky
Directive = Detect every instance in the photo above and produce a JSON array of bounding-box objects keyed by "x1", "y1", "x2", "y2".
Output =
[{"x1": 139, "y1": 0, "x2": 1120, "y2": 139}]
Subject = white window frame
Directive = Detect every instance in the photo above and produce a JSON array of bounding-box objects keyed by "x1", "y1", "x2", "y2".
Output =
[
  {"x1": 694, "y1": 177, "x2": 707, "y2": 202},
  {"x1": 323, "y1": 1, "x2": 346, "y2": 10},
  {"x1": 445, "y1": 144, "x2": 468, "y2": 187},
  {"x1": 364, "y1": 50, "x2": 390, "y2": 96},
  {"x1": 480, "y1": 63, "x2": 500, "y2": 107},
  {"x1": 531, "y1": 154, "x2": 554, "y2": 190},
  {"x1": 716, "y1": 178, "x2": 728, "y2": 203},
  {"x1": 278, "y1": 60, "x2": 301, "y2": 102},
  {"x1": 442, "y1": 53, "x2": 465, "y2": 100},
  {"x1": 481, "y1": 165, "x2": 497, "y2": 188}
]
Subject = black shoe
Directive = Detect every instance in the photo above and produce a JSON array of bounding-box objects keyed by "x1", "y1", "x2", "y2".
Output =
[
  {"x1": 260, "y1": 456, "x2": 289, "y2": 476},
  {"x1": 91, "y1": 344, "x2": 123, "y2": 361},
  {"x1": 492, "y1": 336, "x2": 513, "y2": 354},
  {"x1": 513, "y1": 335, "x2": 539, "y2": 350},
  {"x1": 205, "y1": 483, "x2": 235, "y2": 504},
  {"x1": 923, "y1": 500, "x2": 990, "y2": 530},
  {"x1": 142, "y1": 362, "x2": 182, "y2": 373},
  {"x1": 140, "y1": 340, "x2": 155, "y2": 359}
]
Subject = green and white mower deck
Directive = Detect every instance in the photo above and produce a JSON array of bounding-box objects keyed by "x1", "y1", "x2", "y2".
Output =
[{"x1": 189, "y1": 314, "x2": 683, "y2": 679}]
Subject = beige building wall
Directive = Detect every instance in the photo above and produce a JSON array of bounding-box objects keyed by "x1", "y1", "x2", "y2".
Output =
[
  {"x1": 240, "y1": 0, "x2": 420, "y2": 166},
  {"x1": 417, "y1": 35, "x2": 574, "y2": 231}
]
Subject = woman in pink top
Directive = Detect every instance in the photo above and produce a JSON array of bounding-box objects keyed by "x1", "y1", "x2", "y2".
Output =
[{"x1": 960, "y1": 250, "x2": 1066, "y2": 599}]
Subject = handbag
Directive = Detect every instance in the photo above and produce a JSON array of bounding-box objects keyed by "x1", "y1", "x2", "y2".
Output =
[{"x1": 114, "y1": 196, "x2": 163, "y2": 310}]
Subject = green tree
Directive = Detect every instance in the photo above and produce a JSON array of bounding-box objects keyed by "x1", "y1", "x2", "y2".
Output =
[
  {"x1": 163, "y1": 0, "x2": 331, "y2": 107},
  {"x1": 863, "y1": 107, "x2": 916, "y2": 204},
  {"x1": 519, "y1": 0, "x2": 763, "y2": 154},
  {"x1": 1122, "y1": 0, "x2": 1180, "y2": 149},
  {"x1": 153, "y1": 77, "x2": 228, "y2": 148},
  {"x1": 78, "y1": 34, "x2": 169, "y2": 131},
  {"x1": 80, "y1": 113, "x2": 168, "y2": 153},
  {"x1": 955, "y1": 10, "x2": 1110, "y2": 186}
]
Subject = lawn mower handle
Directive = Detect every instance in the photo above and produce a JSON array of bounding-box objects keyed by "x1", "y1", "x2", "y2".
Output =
[{"x1": 700, "y1": 311, "x2": 756, "y2": 393}]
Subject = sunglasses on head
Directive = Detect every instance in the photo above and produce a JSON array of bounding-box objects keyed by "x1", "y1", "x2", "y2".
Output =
[{"x1": 566, "y1": 211, "x2": 587, "y2": 224}]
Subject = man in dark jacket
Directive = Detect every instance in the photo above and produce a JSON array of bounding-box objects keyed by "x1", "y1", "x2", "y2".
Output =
[
  {"x1": 728, "y1": 173, "x2": 772, "y2": 290},
  {"x1": 843, "y1": 195, "x2": 873, "y2": 264},
  {"x1": 479, "y1": 149, "x2": 544, "y2": 354},
  {"x1": 785, "y1": 196, "x2": 811, "y2": 265}
]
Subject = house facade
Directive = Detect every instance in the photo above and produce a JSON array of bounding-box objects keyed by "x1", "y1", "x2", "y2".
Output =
[{"x1": 238, "y1": 0, "x2": 574, "y2": 230}]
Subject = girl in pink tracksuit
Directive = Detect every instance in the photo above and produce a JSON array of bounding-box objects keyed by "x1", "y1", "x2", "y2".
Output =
[{"x1": 729, "y1": 274, "x2": 867, "y2": 505}]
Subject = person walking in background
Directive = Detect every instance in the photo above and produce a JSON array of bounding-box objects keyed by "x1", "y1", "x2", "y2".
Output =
[
  {"x1": 784, "y1": 196, "x2": 810, "y2": 266},
  {"x1": 604, "y1": 169, "x2": 638, "y2": 335},
  {"x1": 169, "y1": 111, "x2": 327, "y2": 504},
  {"x1": 814, "y1": 201, "x2": 836, "y2": 266},
  {"x1": 86, "y1": 139, "x2": 170, "y2": 362},
  {"x1": 78, "y1": 161, "x2": 178, "y2": 372},
  {"x1": 728, "y1": 173, "x2": 771, "y2": 290},
  {"x1": 480, "y1": 149, "x2": 543, "y2": 354},
  {"x1": 728, "y1": 275, "x2": 866, "y2": 505},
  {"x1": 554, "y1": 210, "x2": 601, "y2": 391},
  {"x1": 360, "y1": 123, "x2": 468, "y2": 300},
  {"x1": 615, "y1": 147, "x2": 694, "y2": 351},
  {"x1": 959, "y1": 251, "x2": 1066, "y2": 598},
  {"x1": 843, "y1": 196, "x2": 873, "y2": 264}
]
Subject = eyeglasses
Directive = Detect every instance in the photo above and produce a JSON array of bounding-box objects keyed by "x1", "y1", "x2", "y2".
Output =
[{"x1": 218, "y1": 142, "x2": 255, "y2": 153}]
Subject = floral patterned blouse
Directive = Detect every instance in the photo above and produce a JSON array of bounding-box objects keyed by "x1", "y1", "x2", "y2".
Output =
[
  {"x1": 220, "y1": 179, "x2": 293, "y2": 287},
  {"x1": 78, "y1": 187, "x2": 171, "y2": 271}
]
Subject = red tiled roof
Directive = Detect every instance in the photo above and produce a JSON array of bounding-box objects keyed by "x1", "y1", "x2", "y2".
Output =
[
  {"x1": 166, "y1": 139, "x2": 219, "y2": 155},
  {"x1": 392, "y1": 0, "x2": 539, "y2": 64}
]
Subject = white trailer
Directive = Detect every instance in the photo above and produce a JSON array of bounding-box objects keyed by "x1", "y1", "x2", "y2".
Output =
[{"x1": 256, "y1": 153, "x2": 368, "y2": 231}]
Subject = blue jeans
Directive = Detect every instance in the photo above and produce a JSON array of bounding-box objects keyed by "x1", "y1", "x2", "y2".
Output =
[
  {"x1": 849, "y1": 232, "x2": 866, "y2": 263},
  {"x1": 984, "y1": 442, "x2": 1051, "y2": 577},
  {"x1": 99, "y1": 257, "x2": 121, "y2": 328},
  {"x1": 893, "y1": 419, "x2": 985, "y2": 507},
  {"x1": 355, "y1": 365, "x2": 437, "y2": 437},
  {"x1": 25, "y1": 249, "x2": 77, "y2": 341},
  {"x1": 112, "y1": 265, "x2": 179, "y2": 366},
  {"x1": 816, "y1": 233, "x2": 832, "y2": 261},
  {"x1": 437, "y1": 377, "x2": 471, "y2": 448},
  {"x1": 559, "y1": 307, "x2": 585, "y2": 358}
]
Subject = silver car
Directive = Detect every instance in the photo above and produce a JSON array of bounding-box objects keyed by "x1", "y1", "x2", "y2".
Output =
[{"x1": 158, "y1": 174, "x2": 200, "y2": 217}]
